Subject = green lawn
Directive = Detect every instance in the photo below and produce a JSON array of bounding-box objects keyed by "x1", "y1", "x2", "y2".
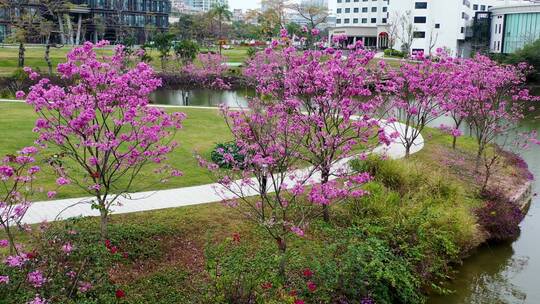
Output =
[
  {"x1": 0, "y1": 102, "x2": 231, "y2": 200},
  {"x1": 0, "y1": 45, "x2": 251, "y2": 76}
]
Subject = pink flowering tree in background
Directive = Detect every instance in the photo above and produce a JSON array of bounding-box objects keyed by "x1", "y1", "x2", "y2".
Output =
[
  {"x1": 19, "y1": 41, "x2": 186, "y2": 239},
  {"x1": 245, "y1": 38, "x2": 389, "y2": 222},
  {"x1": 438, "y1": 58, "x2": 475, "y2": 149},
  {"x1": 387, "y1": 50, "x2": 456, "y2": 157},
  {"x1": 183, "y1": 52, "x2": 230, "y2": 89},
  {"x1": 457, "y1": 55, "x2": 538, "y2": 189},
  {"x1": 0, "y1": 147, "x2": 41, "y2": 254}
]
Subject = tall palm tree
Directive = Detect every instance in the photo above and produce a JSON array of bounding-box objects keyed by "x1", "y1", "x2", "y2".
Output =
[{"x1": 209, "y1": 3, "x2": 232, "y2": 54}]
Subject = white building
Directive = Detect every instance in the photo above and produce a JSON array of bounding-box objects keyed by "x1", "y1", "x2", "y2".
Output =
[
  {"x1": 184, "y1": 0, "x2": 228, "y2": 13},
  {"x1": 329, "y1": 0, "x2": 516, "y2": 57}
]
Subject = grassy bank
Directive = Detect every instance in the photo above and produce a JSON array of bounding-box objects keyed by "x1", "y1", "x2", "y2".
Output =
[{"x1": 0, "y1": 102, "x2": 231, "y2": 200}]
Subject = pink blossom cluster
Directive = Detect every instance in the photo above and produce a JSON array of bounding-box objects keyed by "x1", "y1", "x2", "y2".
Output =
[
  {"x1": 183, "y1": 53, "x2": 230, "y2": 89},
  {"x1": 0, "y1": 146, "x2": 43, "y2": 252}
]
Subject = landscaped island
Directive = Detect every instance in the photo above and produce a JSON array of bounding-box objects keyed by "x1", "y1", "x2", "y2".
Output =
[
  {"x1": 1, "y1": 38, "x2": 538, "y2": 304},
  {"x1": 0, "y1": 102, "x2": 534, "y2": 304}
]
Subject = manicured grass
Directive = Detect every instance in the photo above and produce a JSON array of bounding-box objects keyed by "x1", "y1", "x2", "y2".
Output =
[
  {"x1": 0, "y1": 46, "x2": 113, "y2": 76},
  {"x1": 0, "y1": 102, "x2": 232, "y2": 200},
  {"x1": 0, "y1": 45, "x2": 251, "y2": 76}
]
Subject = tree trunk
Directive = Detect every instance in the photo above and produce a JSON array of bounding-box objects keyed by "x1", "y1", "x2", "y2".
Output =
[
  {"x1": 18, "y1": 43, "x2": 25, "y2": 68},
  {"x1": 75, "y1": 13, "x2": 82, "y2": 45},
  {"x1": 475, "y1": 145, "x2": 484, "y2": 172},
  {"x1": 452, "y1": 136, "x2": 457, "y2": 150},
  {"x1": 45, "y1": 38, "x2": 53, "y2": 75},
  {"x1": 277, "y1": 237, "x2": 287, "y2": 280},
  {"x1": 100, "y1": 210, "x2": 108, "y2": 240},
  {"x1": 219, "y1": 16, "x2": 223, "y2": 55},
  {"x1": 405, "y1": 144, "x2": 411, "y2": 158},
  {"x1": 4, "y1": 224, "x2": 18, "y2": 256},
  {"x1": 65, "y1": 14, "x2": 74, "y2": 45},
  {"x1": 58, "y1": 13, "x2": 66, "y2": 45},
  {"x1": 321, "y1": 168, "x2": 330, "y2": 222}
]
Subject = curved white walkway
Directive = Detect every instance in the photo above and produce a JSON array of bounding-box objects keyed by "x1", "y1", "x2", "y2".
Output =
[{"x1": 0, "y1": 101, "x2": 424, "y2": 224}]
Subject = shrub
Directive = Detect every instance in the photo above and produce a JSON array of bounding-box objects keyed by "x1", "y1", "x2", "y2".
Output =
[
  {"x1": 210, "y1": 142, "x2": 245, "y2": 169},
  {"x1": 174, "y1": 40, "x2": 200, "y2": 63},
  {"x1": 348, "y1": 154, "x2": 479, "y2": 294},
  {"x1": 350, "y1": 155, "x2": 420, "y2": 193},
  {"x1": 205, "y1": 235, "x2": 280, "y2": 303},
  {"x1": 476, "y1": 189, "x2": 524, "y2": 242},
  {"x1": 295, "y1": 228, "x2": 424, "y2": 304},
  {"x1": 0, "y1": 221, "x2": 119, "y2": 304},
  {"x1": 384, "y1": 48, "x2": 405, "y2": 58},
  {"x1": 246, "y1": 47, "x2": 259, "y2": 59},
  {"x1": 504, "y1": 38, "x2": 540, "y2": 81}
]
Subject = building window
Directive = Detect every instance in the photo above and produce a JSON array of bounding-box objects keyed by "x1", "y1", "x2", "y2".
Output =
[
  {"x1": 435, "y1": 23, "x2": 440, "y2": 28},
  {"x1": 337, "y1": 0, "x2": 342, "y2": 3},
  {"x1": 382, "y1": 18, "x2": 387, "y2": 23},
  {"x1": 414, "y1": 16, "x2": 427, "y2": 23},
  {"x1": 460, "y1": 27, "x2": 464, "y2": 33},
  {"x1": 413, "y1": 31, "x2": 426, "y2": 38},
  {"x1": 337, "y1": 19, "x2": 342, "y2": 24},
  {"x1": 337, "y1": 8, "x2": 342, "y2": 13},
  {"x1": 353, "y1": 18, "x2": 359, "y2": 23},
  {"x1": 354, "y1": 8, "x2": 359, "y2": 13},
  {"x1": 371, "y1": 7, "x2": 377, "y2": 12},
  {"x1": 362, "y1": 7, "x2": 368, "y2": 12},
  {"x1": 362, "y1": 18, "x2": 367, "y2": 23},
  {"x1": 480, "y1": 5, "x2": 486, "y2": 10},
  {"x1": 344, "y1": 18, "x2": 350, "y2": 23},
  {"x1": 415, "y1": 2, "x2": 427, "y2": 9},
  {"x1": 473, "y1": 4, "x2": 478, "y2": 10},
  {"x1": 382, "y1": 7, "x2": 387, "y2": 12},
  {"x1": 345, "y1": 8, "x2": 350, "y2": 13},
  {"x1": 371, "y1": 18, "x2": 376, "y2": 23}
]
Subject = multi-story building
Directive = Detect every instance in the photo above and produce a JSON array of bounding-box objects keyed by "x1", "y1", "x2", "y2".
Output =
[
  {"x1": 0, "y1": 0, "x2": 171, "y2": 44},
  {"x1": 490, "y1": 2, "x2": 540, "y2": 53},
  {"x1": 329, "y1": 0, "x2": 516, "y2": 56},
  {"x1": 184, "y1": 0, "x2": 227, "y2": 13}
]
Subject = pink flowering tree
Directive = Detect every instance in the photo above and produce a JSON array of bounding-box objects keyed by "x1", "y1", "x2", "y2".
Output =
[
  {"x1": 183, "y1": 52, "x2": 231, "y2": 89},
  {"x1": 387, "y1": 50, "x2": 456, "y2": 157},
  {"x1": 438, "y1": 58, "x2": 475, "y2": 149},
  {"x1": 201, "y1": 99, "x2": 313, "y2": 278},
  {"x1": 0, "y1": 147, "x2": 42, "y2": 254},
  {"x1": 19, "y1": 42, "x2": 185, "y2": 239},
  {"x1": 457, "y1": 55, "x2": 538, "y2": 189},
  {"x1": 202, "y1": 99, "x2": 371, "y2": 278},
  {"x1": 244, "y1": 39, "x2": 388, "y2": 221}
]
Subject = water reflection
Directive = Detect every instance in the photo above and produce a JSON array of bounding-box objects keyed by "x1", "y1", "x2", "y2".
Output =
[{"x1": 150, "y1": 88, "x2": 253, "y2": 107}]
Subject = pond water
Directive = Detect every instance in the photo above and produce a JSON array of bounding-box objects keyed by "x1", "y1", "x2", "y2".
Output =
[
  {"x1": 150, "y1": 88, "x2": 252, "y2": 107},
  {"x1": 152, "y1": 87, "x2": 540, "y2": 303}
]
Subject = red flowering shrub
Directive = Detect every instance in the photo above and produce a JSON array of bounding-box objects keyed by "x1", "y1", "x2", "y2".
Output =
[{"x1": 476, "y1": 189, "x2": 524, "y2": 242}]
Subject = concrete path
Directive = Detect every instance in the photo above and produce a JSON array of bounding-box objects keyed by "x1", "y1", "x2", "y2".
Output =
[{"x1": 0, "y1": 100, "x2": 424, "y2": 224}]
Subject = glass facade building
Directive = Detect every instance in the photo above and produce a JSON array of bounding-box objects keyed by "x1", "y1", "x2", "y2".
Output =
[
  {"x1": 503, "y1": 12, "x2": 540, "y2": 53},
  {"x1": 490, "y1": 4, "x2": 540, "y2": 54},
  {"x1": 0, "y1": 0, "x2": 171, "y2": 44}
]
